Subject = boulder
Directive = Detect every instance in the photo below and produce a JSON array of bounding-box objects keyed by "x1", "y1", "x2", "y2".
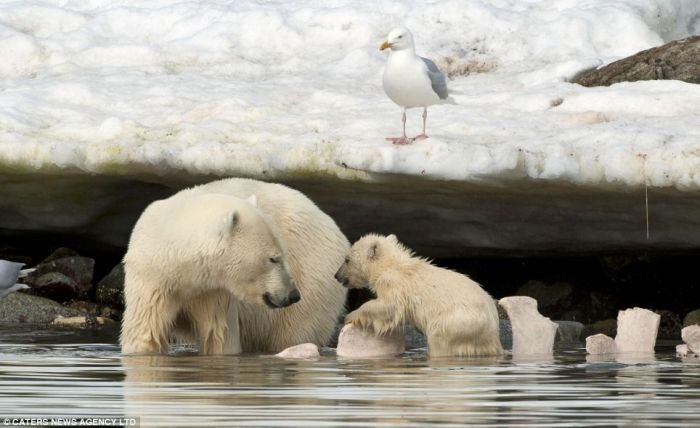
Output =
[
  {"x1": 95, "y1": 263, "x2": 125, "y2": 308},
  {"x1": 275, "y1": 343, "x2": 320, "y2": 359},
  {"x1": 614, "y1": 307, "x2": 660, "y2": 354},
  {"x1": 655, "y1": 309, "x2": 683, "y2": 339},
  {"x1": 25, "y1": 248, "x2": 95, "y2": 301},
  {"x1": 498, "y1": 296, "x2": 558, "y2": 357},
  {"x1": 0, "y1": 292, "x2": 82, "y2": 323},
  {"x1": 683, "y1": 309, "x2": 700, "y2": 328},
  {"x1": 583, "y1": 318, "x2": 617, "y2": 338},
  {"x1": 336, "y1": 324, "x2": 404, "y2": 358},
  {"x1": 555, "y1": 321, "x2": 584, "y2": 343},
  {"x1": 574, "y1": 35, "x2": 700, "y2": 86}
]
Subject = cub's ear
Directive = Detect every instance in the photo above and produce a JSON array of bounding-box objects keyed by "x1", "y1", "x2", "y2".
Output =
[
  {"x1": 246, "y1": 194, "x2": 258, "y2": 207},
  {"x1": 387, "y1": 234, "x2": 398, "y2": 243},
  {"x1": 368, "y1": 242, "x2": 380, "y2": 260}
]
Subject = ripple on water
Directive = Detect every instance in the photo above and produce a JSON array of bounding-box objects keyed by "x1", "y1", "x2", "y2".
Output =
[{"x1": 0, "y1": 325, "x2": 699, "y2": 427}]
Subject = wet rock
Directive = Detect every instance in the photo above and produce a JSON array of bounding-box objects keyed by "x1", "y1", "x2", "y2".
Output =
[
  {"x1": 404, "y1": 325, "x2": 427, "y2": 349},
  {"x1": 26, "y1": 248, "x2": 95, "y2": 301},
  {"x1": 499, "y1": 320, "x2": 513, "y2": 349},
  {"x1": 498, "y1": 296, "x2": 558, "y2": 356},
  {"x1": 683, "y1": 309, "x2": 700, "y2": 328},
  {"x1": 586, "y1": 334, "x2": 616, "y2": 355},
  {"x1": 0, "y1": 292, "x2": 82, "y2": 324},
  {"x1": 682, "y1": 325, "x2": 700, "y2": 354},
  {"x1": 95, "y1": 263, "x2": 125, "y2": 308},
  {"x1": 496, "y1": 300, "x2": 508, "y2": 320},
  {"x1": 574, "y1": 35, "x2": 700, "y2": 86},
  {"x1": 614, "y1": 307, "x2": 660, "y2": 354},
  {"x1": 30, "y1": 272, "x2": 79, "y2": 302},
  {"x1": 555, "y1": 321, "x2": 584, "y2": 343},
  {"x1": 275, "y1": 343, "x2": 320, "y2": 359},
  {"x1": 336, "y1": 324, "x2": 404, "y2": 358},
  {"x1": 655, "y1": 309, "x2": 683, "y2": 339},
  {"x1": 515, "y1": 280, "x2": 574, "y2": 318},
  {"x1": 583, "y1": 318, "x2": 617, "y2": 338}
]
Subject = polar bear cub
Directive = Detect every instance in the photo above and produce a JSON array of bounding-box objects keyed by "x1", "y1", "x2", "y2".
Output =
[{"x1": 335, "y1": 234, "x2": 503, "y2": 357}]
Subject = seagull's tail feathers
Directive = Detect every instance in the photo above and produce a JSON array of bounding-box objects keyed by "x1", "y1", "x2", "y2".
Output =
[
  {"x1": 14, "y1": 283, "x2": 30, "y2": 291},
  {"x1": 18, "y1": 268, "x2": 35, "y2": 278}
]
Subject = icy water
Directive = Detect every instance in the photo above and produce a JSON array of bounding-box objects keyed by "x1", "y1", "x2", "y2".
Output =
[{"x1": 0, "y1": 326, "x2": 699, "y2": 427}]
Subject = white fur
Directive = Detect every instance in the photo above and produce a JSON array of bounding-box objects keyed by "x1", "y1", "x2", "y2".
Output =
[
  {"x1": 120, "y1": 178, "x2": 349, "y2": 355},
  {"x1": 339, "y1": 234, "x2": 503, "y2": 358}
]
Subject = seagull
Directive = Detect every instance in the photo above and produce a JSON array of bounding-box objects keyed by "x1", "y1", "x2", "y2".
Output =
[
  {"x1": 380, "y1": 26, "x2": 455, "y2": 145},
  {"x1": 0, "y1": 259, "x2": 33, "y2": 299}
]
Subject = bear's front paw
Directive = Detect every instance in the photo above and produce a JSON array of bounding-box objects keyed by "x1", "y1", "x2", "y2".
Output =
[{"x1": 345, "y1": 310, "x2": 371, "y2": 330}]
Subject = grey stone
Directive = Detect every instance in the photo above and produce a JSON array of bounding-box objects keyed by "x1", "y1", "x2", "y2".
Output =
[
  {"x1": 336, "y1": 324, "x2": 404, "y2": 358},
  {"x1": 555, "y1": 321, "x2": 584, "y2": 343},
  {"x1": 26, "y1": 248, "x2": 95, "y2": 301},
  {"x1": 683, "y1": 309, "x2": 700, "y2": 328},
  {"x1": 499, "y1": 320, "x2": 512, "y2": 349},
  {"x1": 95, "y1": 263, "x2": 125, "y2": 308},
  {"x1": 498, "y1": 296, "x2": 558, "y2": 357},
  {"x1": 615, "y1": 307, "x2": 660, "y2": 354},
  {"x1": 583, "y1": 319, "x2": 617, "y2": 338},
  {"x1": 0, "y1": 292, "x2": 82, "y2": 324},
  {"x1": 30, "y1": 272, "x2": 79, "y2": 302},
  {"x1": 574, "y1": 35, "x2": 700, "y2": 86},
  {"x1": 404, "y1": 325, "x2": 427, "y2": 349}
]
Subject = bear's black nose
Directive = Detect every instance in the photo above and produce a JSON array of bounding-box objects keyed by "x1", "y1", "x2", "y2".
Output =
[
  {"x1": 288, "y1": 288, "x2": 301, "y2": 304},
  {"x1": 334, "y1": 272, "x2": 342, "y2": 282}
]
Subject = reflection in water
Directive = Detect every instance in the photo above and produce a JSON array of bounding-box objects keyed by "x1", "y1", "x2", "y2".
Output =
[{"x1": 1, "y1": 326, "x2": 700, "y2": 427}]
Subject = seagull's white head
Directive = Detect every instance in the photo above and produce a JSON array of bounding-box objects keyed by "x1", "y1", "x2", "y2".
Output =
[{"x1": 380, "y1": 26, "x2": 414, "y2": 52}]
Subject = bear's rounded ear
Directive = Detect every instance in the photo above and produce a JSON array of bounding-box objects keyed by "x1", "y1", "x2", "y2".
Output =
[
  {"x1": 368, "y1": 242, "x2": 379, "y2": 260},
  {"x1": 387, "y1": 234, "x2": 398, "y2": 243},
  {"x1": 246, "y1": 194, "x2": 258, "y2": 208}
]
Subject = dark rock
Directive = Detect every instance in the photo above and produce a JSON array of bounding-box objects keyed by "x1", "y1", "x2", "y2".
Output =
[
  {"x1": 25, "y1": 248, "x2": 95, "y2": 301},
  {"x1": 684, "y1": 309, "x2": 700, "y2": 327},
  {"x1": 405, "y1": 325, "x2": 427, "y2": 349},
  {"x1": 0, "y1": 292, "x2": 83, "y2": 324},
  {"x1": 515, "y1": 280, "x2": 574, "y2": 318},
  {"x1": 655, "y1": 309, "x2": 683, "y2": 339},
  {"x1": 66, "y1": 300, "x2": 99, "y2": 314},
  {"x1": 575, "y1": 35, "x2": 700, "y2": 86},
  {"x1": 583, "y1": 318, "x2": 617, "y2": 338},
  {"x1": 555, "y1": 321, "x2": 584, "y2": 343},
  {"x1": 588, "y1": 291, "x2": 618, "y2": 322},
  {"x1": 499, "y1": 319, "x2": 512, "y2": 349},
  {"x1": 496, "y1": 300, "x2": 509, "y2": 320},
  {"x1": 95, "y1": 263, "x2": 125, "y2": 308},
  {"x1": 31, "y1": 272, "x2": 79, "y2": 301}
]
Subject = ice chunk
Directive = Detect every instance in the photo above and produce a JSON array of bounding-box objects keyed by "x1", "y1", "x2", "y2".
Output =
[
  {"x1": 682, "y1": 325, "x2": 700, "y2": 354},
  {"x1": 498, "y1": 296, "x2": 558, "y2": 357},
  {"x1": 586, "y1": 333, "x2": 617, "y2": 355},
  {"x1": 336, "y1": 324, "x2": 404, "y2": 358},
  {"x1": 275, "y1": 343, "x2": 320, "y2": 359},
  {"x1": 614, "y1": 307, "x2": 660, "y2": 354}
]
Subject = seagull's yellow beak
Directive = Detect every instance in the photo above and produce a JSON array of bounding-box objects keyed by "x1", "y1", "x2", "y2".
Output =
[{"x1": 380, "y1": 40, "x2": 392, "y2": 51}]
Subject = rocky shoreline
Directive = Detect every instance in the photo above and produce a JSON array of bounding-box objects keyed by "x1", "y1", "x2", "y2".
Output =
[{"x1": 1, "y1": 244, "x2": 698, "y2": 346}]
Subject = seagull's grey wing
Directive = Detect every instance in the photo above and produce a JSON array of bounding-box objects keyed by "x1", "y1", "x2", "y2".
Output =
[
  {"x1": 0, "y1": 260, "x2": 23, "y2": 288},
  {"x1": 420, "y1": 57, "x2": 449, "y2": 100}
]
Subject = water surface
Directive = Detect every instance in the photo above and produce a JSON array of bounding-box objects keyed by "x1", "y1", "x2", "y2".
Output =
[{"x1": 0, "y1": 325, "x2": 698, "y2": 427}]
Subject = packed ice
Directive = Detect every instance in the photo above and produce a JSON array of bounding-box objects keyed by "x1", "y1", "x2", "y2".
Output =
[{"x1": 1, "y1": 0, "x2": 699, "y2": 187}]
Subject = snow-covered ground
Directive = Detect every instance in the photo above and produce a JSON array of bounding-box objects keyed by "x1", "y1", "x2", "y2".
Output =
[{"x1": 1, "y1": 0, "x2": 699, "y2": 188}]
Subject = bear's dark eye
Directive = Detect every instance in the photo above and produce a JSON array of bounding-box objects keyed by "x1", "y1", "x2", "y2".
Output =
[
  {"x1": 398, "y1": 35, "x2": 403, "y2": 39},
  {"x1": 269, "y1": 256, "x2": 279, "y2": 264},
  {"x1": 344, "y1": 257, "x2": 350, "y2": 264}
]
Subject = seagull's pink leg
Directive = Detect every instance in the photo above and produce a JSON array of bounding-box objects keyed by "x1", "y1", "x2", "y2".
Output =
[
  {"x1": 386, "y1": 108, "x2": 413, "y2": 145},
  {"x1": 414, "y1": 107, "x2": 429, "y2": 140}
]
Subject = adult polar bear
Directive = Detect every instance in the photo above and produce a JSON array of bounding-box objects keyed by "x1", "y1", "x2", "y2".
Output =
[{"x1": 120, "y1": 178, "x2": 348, "y2": 355}]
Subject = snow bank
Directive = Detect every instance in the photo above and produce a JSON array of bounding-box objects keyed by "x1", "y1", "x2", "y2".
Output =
[{"x1": 0, "y1": 0, "x2": 699, "y2": 188}]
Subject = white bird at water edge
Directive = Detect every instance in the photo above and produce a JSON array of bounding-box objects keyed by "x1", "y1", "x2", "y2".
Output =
[
  {"x1": 380, "y1": 26, "x2": 455, "y2": 145},
  {"x1": 0, "y1": 260, "x2": 34, "y2": 299}
]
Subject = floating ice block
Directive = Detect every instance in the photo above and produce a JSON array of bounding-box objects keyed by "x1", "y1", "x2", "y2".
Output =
[
  {"x1": 498, "y1": 296, "x2": 558, "y2": 357},
  {"x1": 275, "y1": 343, "x2": 320, "y2": 359},
  {"x1": 586, "y1": 333, "x2": 616, "y2": 355},
  {"x1": 614, "y1": 307, "x2": 660, "y2": 354},
  {"x1": 336, "y1": 324, "x2": 404, "y2": 358},
  {"x1": 682, "y1": 325, "x2": 700, "y2": 354}
]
